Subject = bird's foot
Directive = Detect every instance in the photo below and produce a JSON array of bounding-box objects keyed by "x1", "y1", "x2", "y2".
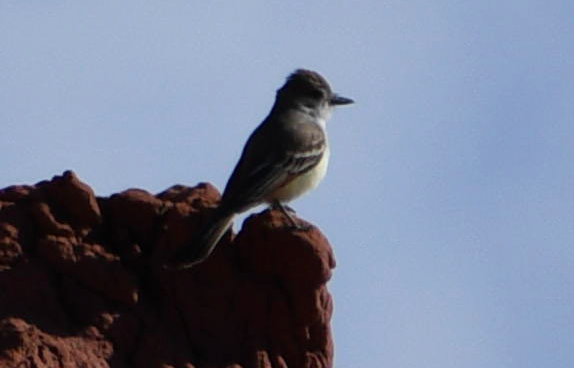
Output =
[
  {"x1": 270, "y1": 201, "x2": 296, "y2": 213},
  {"x1": 287, "y1": 222, "x2": 314, "y2": 232},
  {"x1": 282, "y1": 204, "x2": 296, "y2": 213},
  {"x1": 270, "y1": 201, "x2": 312, "y2": 231}
]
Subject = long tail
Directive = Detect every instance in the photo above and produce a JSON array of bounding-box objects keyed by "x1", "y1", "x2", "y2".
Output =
[{"x1": 166, "y1": 210, "x2": 235, "y2": 269}]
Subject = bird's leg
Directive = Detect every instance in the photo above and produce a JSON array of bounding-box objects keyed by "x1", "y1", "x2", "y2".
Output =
[
  {"x1": 282, "y1": 204, "x2": 296, "y2": 213},
  {"x1": 272, "y1": 200, "x2": 298, "y2": 227},
  {"x1": 271, "y1": 200, "x2": 311, "y2": 230}
]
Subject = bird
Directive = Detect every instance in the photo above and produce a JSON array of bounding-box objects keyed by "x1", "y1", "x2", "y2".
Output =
[{"x1": 167, "y1": 69, "x2": 353, "y2": 269}]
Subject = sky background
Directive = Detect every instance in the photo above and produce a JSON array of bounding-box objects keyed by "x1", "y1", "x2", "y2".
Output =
[{"x1": 2, "y1": 1, "x2": 574, "y2": 367}]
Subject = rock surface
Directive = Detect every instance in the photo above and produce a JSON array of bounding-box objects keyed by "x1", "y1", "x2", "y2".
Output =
[{"x1": 0, "y1": 171, "x2": 336, "y2": 368}]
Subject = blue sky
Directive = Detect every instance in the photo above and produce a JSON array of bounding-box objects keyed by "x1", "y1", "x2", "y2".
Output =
[{"x1": 2, "y1": 1, "x2": 573, "y2": 367}]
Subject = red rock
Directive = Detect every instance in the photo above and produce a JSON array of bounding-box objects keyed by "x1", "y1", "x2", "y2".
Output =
[
  {"x1": 105, "y1": 188, "x2": 163, "y2": 243},
  {"x1": 157, "y1": 182, "x2": 221, "y2": 208},
  {"x1": 37, "y1": 170, "x2": 102, "y2": 229},
  {"x1": 235, "y1": 210, "x2": 335, "y2": 288},
  {"x1": 36, "y1": 236, "x2": 139, "y2": 306},
  {"x1": 0, "y1": 318, "x2": 113, "y2": 368},
  {"x1": 0, "y1": 172, "x2": 336, "y2": 368},
  {"x1": 30, "y1": 202, "x2": 75, "y2": 236},
  {"x1": 0, "y1": 185, "x2": 34, "y2": 203},
  {"x1": 0, "y1": 223, "x2": 22, "y2": 267}
]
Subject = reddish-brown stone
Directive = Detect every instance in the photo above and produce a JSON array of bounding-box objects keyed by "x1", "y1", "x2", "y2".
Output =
[
  {"x1": 37, "y1": 170, "x2": 102, "y2": 230},
  {"x1": 0, "y1": 223, "x2": 22, "y2": 268},
  {"x1": 0, "y1": 171, "x2": 336, "y2": 368},
  {"x1": 0, "y1": 318, "x2": 113, "y2": 368}
]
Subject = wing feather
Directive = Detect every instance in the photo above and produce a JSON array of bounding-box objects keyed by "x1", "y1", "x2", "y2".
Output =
[{"x1": 220, "y1": 110, "x2": 326, "y2": 213}]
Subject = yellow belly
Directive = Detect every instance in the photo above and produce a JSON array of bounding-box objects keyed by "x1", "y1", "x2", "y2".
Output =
[{"x1": 267, "y1": 146, "x2": 330, "y2": 203}]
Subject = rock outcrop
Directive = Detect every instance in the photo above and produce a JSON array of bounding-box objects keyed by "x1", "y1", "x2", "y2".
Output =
[{"x1": 0, "y1": 171, "x2": 336, "y2": 368}]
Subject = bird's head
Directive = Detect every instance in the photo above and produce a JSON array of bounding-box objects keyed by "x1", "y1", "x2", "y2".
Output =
[{"x1": 276, "y1": 69, "x2": 353, "y2": 116}]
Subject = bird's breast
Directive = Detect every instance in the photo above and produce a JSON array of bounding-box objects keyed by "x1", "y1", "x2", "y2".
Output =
[{"x1": 267, "y1": 145, "x2": 330, "y2": 203}]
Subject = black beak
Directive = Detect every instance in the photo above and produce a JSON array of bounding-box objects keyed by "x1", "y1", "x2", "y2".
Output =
[{"x1": 330, "y1": 94, "x2": 354, "y2": 106}]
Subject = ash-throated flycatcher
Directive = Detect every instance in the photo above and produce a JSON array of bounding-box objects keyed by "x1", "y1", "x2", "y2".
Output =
[{"x1": 168, "y1": 69, "x2": 353, "y2": 269}]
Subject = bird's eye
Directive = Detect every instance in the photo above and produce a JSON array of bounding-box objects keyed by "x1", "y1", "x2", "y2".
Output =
[{"x1": 308, "y1": 88, "x2": 324, "y2": 100}]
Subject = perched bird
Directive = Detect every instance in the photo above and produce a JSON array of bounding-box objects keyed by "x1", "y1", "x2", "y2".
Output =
[{"x1": 168, "y1": 69, "x2": 353, "y2": 269}]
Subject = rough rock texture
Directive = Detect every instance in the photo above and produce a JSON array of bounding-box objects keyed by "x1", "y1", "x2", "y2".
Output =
[{"x1": 0, "y1": 171, "x2": 336, "y2": 368}]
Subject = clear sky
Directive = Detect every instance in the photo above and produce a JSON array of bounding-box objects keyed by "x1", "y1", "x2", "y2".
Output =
[{"x1": 2, "y1": 1, "x2": 573, "y2": 367}]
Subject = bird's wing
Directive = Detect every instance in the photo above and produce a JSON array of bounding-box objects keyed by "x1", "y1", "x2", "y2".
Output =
[{"x1": 220, "y1": 116, "x2": 325, "y2": 213}]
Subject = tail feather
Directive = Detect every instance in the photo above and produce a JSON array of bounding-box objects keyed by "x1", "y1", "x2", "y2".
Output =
[{"x1": 166, "y1": 211, "x2": 235, "y2": 269}]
